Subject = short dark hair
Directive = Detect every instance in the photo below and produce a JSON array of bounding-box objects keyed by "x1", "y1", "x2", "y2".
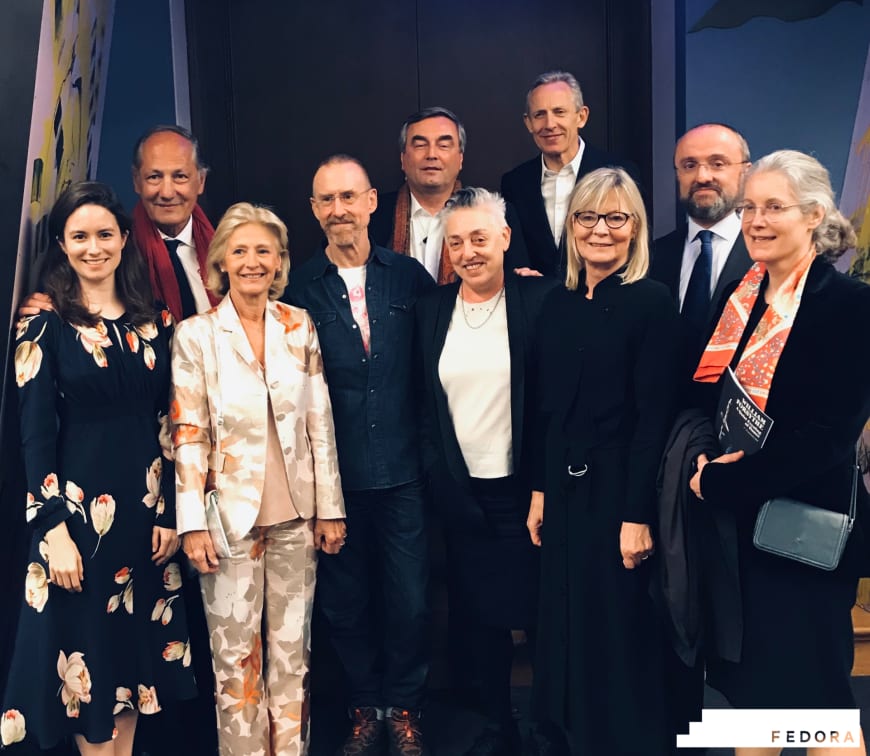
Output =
[
  {"x1": 131, "y1": 124, "x2": 208, "y2": 173},
  {"x1": 44, "y1": 181, "x2": 156, "y2": 327},
  {"x1": 398, "y1": 107, "x2": 467, "y2": 153}
]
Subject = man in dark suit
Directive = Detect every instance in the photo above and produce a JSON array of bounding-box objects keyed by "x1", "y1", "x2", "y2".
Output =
[
  {"x1": 649, "y1": 122, "x2": 752, "y2": 755},
  {"x1": 501, "y1": 70, "x2": 635, "y2": 277},
  {"x1": 650, "y1": 123, "x2": 752, "y2": 357},
  {"x1": 369, "y1": 106, "x2": 529, "y2": 282}
]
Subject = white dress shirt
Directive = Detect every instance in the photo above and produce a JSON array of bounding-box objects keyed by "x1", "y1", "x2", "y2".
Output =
[
  {"x1": 160, "y1": 216, "x2": 211, "y2": 314},
  {"x1": 408, "y1": 194, "x2": 444, "y2": 280},
  {"x1": 678, "y1": 211, "x2": 743, "y2": 308},
  {"x1": 540, "y1": 137, "x2": 585, "y2": 243}
]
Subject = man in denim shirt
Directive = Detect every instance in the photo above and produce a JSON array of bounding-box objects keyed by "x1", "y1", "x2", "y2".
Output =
[{"x1": 284, "y1": 155, "x2": 435, "y2": 756}]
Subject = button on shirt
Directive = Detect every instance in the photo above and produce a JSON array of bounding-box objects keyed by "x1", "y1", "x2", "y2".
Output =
[
  {"x1": 678, "y1": 211, "x2": 743, "y2": 308},
  {"x1": 540, "y1": 137, "x2": 585, "y2": 243},
  {"x1": 159, "y1": 216, "x2": 211, "y2": 314},
  {"x1": 409, "y1": 194, "x2": 444, "y2": 280},
  {"x1": 283, "y1": 243, "x2": 436, "y2": 491}
]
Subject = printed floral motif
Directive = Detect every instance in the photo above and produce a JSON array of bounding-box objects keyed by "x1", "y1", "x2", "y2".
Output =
[
  {"x1": 162, "y1": 563, "x2": 182, "y2": 592},
  {"x1": 65, "y1": 480, "x2": 87, "y2": 523},
  {"x1": 25, "y1": 492, "x2": 42, "y2": 523},
  {"x1": 143, "y1": 343, "x2": 156, "y2": 371},
  {"x1": 137, "y1": 684, "x2": 161, "y2": 714},
  {"x1": 151, "y1": 595, "x2": 180, "y2": 626},
  {"x1": 57, "y1": 650, "x2": 92, "y2": 718},
  {"x1": 90, "y1": 494, "x2": 116, "y2": 557},
  {"x1": 38, "y1": 540, "x2": 49, "y2": 562},
  {"x1": 162, "y1": 640, "x2": 191, "y2": 667},
  {"x1": 41, "y1": 473, "x2": 60, "y2": 500},
  {"x1": 135, "y1": 322, "x2": 158, "y2": 341},
  {"x1": 107, "y1": 567, "x2": 133, "y2": 614},
  {"x1": 15, "y1": 315, "x2": 36, "y2": 339},
  {"x1": 161, "y1": 309, "x2": 172, "y2": 328},
  {"x1": 0, "y1": 709, "x2": 26, "y2": 745},
  {"x1": 112, "y1": 687, "x2": 134, "y2": 716},
  {"x1": 125, "y1": 330, "x2": 140, "y2": 353},
  {"x1": 142, "y1": 458, "x2": 164, "y2": 514},
  {"x1": 158, "y1": 412, "x2": 173, "y2": 461},
  {"x1": 73, "y1": 322, "x2": 112, "y2": 368},
  {"x1": 25, "y1": 562, "x2": 49, "y2": 613},
  {"x1": 15, "y1": 340, "x2": 44, "y2": 387}
]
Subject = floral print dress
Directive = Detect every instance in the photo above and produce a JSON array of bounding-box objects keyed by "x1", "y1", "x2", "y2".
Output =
[{"x1": 1, "y1": 310, "x2": 197, "y2": 750}]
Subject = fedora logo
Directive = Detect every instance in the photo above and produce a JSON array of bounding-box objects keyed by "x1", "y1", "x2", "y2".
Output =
[{"x1": 771, "y1": 730, "x2": 855, "y2": 745}]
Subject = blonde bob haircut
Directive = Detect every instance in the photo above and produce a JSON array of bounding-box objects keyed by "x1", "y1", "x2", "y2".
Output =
[
  {"x1": 564, "y1": 167, "x2": 649, "y2": 291},
  {"x1": 206, "y1": 202, "x2": 291, "y2": 299}
]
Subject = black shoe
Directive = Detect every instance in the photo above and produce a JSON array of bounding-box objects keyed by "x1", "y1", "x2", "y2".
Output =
[
  {"x1": 337, "y1": 707, "x2": 385, "y2": 756},
  {"x1": 523, "y1": 724, "x2": 570, "y2": 756},
  {"x1": 386, "y1": 709, "x2": 429, "y2": 756},
  {"x1": 464, "y1": 723, "x2": 521, "y2": 756}
]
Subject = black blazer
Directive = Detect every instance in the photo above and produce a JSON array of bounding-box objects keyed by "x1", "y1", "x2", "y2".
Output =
[
  {"x1": 415, "y1": 274, "x2": 557, "y2": 517},
  {"x1": 500, "y1": 143, "x2": 638, "y2": 277},
  {"x1": 369, "y1": 188, "x2": 531, "y2": 270},
  {"x1": 650, "y1": 223, "x2": 752, "y2": 325}
]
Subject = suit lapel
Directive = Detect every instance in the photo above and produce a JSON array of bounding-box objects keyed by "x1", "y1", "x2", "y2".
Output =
[
  {"x1": 263, "y1": 301, "x2": 290, "y2": 379},
  {"x1": 215, "y1": 295, "x2": 260, "y2": 373}
]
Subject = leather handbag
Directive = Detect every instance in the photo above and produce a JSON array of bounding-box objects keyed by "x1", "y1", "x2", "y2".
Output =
[{"x1": 752, "y1": 452, "x2": 858, "y2": 571}]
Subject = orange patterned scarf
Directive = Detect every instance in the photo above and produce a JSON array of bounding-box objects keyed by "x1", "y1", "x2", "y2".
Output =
[
  {"x1": 388, "y1": 181, "x2": 461, "y2": 284},
  {"x1": 693, "y1": 252, "x2": 815, "y2": 410}
]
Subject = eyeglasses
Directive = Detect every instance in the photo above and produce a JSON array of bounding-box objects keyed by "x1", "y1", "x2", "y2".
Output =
[
  {"x1": 572, "y1": 211, "x2": 632, "y2": 229},
  {"x1": 736, "y1": 202, "x2": 805, "y2": 221},
  {"x1": 311, "y1": 188, "x2": 372, "y2": 209},
  {"x1": 675, "y1": 159, "x2": 749, "y2": 175}
]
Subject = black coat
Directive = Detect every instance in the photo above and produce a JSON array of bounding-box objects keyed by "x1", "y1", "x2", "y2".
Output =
[
  {"x1": 369, "y1": 188, "x2": 531, "y2": 270},
  {"x1": 530, "y1": 273, "x2": 681, "y2": 752},
  {"x1": 695, "y1": 257, "x2": 870, "y2": 707},
  {"x1": 415, "y1": 274, "x2": 557, "y2": 626},
  {"x1": 500, "y1": 144, "x2": 639, "y2": 277}
]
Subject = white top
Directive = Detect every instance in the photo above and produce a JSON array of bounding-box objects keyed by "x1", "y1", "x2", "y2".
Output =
[
  {"x1": 408, "y1": 193, "x2": 444, "y2": 280},
  {"x1": 159, "y1": 216, "x2": 212, "y2": 314},
  {"x1": 336, "y1": 265, "x2": 371, "y2": 354},
  {"x1": 438, "y1": 290, "x2": 513, "y2": 478},
  {"x1": 678, "y1": 211, "x2": 743, "y2": 308},
  {"x1": 540, "y1": 137, "x2": 585, "y2": 243}
]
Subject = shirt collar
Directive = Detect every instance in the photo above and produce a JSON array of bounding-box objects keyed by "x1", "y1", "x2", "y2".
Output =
[
  {"x1": 409, "y1": 193, "x2": 438, "y2": 219},
  {"x1": 686, "y1": 210, "x2": 742, "y2": 246},
  {"x1": 540, "y1": 136, "x2": 585, "y2": 179},
  {"x1": 311, "y1": 240, "x2": 393, "y2": 279},
  {"x1": 158, "y1": 215, "x2": 194, "y2": 247}
]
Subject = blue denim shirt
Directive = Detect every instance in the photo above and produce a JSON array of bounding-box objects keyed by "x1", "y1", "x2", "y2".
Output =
[{"x1": 283, "y1": 243, "x2": 435, "y2": 491}]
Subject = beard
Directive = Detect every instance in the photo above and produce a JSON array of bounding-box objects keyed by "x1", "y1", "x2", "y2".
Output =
[{"x1": 681, "y1": 182, "x2": 739, "y2": 224}]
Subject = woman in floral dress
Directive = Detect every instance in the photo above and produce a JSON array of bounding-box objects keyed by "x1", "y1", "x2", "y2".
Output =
[{"x1": 1, "y1": 182, "x2": 196, "y2": 754}]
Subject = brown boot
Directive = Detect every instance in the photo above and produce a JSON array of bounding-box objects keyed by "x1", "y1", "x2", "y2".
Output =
[
  {"x1": 386, "y1": 709, "x2": 430, "y2": 756},
  {"x1": 337, "y1": 707, "x2": 385, "y2": 756}
]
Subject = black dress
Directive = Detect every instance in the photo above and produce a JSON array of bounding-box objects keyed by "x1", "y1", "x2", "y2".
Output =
[
  {"x1": 696, "y1": 258, "x2": 870, "y2": 708},
  {"x1": 2, "y1": 309, "x2": 196, "y2": 750},
  {"x1": 531, "y1": 271, "x2": 681, "y2": 755}
]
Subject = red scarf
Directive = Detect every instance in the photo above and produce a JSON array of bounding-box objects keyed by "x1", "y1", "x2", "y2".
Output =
[
  {"x1": 388, "y1": 181, "x2": 460, "y2": 284},
  {"x1": 132, "y1": 202, "x2": 219, "y2": 321},
  {"x1": 693, "y1": 253, "x2": 814, "y2": 411}
]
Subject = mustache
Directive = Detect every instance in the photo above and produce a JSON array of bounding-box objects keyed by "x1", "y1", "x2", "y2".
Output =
[
  {"x1": 326, "y1": 216, "x2": 355, "y2": 226},
  {"x1": 689, "y1": 180, "x2": 722, "y2": 194}
]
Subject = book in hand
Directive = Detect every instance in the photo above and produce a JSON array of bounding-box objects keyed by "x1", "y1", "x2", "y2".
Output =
[{"x1": 716, "y1": 367, "x2": 773, "y2": 455}]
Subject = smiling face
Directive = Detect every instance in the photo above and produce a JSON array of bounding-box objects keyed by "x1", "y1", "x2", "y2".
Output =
[
  {"x1": 220, "y1": 222, "x2": 283, "y2": 301},
  {"x1": 444, "y1": 206, "x2": 510, "y2": 297},
  {"x1": 310, "y1": 160, "x2": 377, "y2": 249},
  {"x1": 741, "y1": 170, "x2": 822, "y2": 272},
  {"x1": 571, "y1": 189, "x2": 634, "y2": 275},
  {"x1": 59, "y1": 204, "x2": 127, "y2": 288},
  {"x1": 524, "y1": 81, "x2": 589, "y2": 168},
  {"x1": 132, "y1": 131, "x2": 206, "y2": 237},
  {"x1": 401, "y1": 116, "x2": 464, "y2": 197}
]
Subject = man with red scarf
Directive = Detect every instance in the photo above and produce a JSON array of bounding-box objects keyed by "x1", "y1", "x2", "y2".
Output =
[{"x1": 131, "y1": 124, "x2": 220, "y2": 321}]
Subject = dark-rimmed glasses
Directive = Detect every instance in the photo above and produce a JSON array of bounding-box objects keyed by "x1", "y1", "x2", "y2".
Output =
[{"x1": 572, "y1": 211, "x2": 632, "y2": 229}]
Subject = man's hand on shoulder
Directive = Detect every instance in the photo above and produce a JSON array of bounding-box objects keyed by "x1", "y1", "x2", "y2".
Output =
[
  {"x1": 514, "y1": 267, "x2": 543, "y2": 278},
  {"x1": 18, "y1": 292, "x2": 54, "y2": 317}
]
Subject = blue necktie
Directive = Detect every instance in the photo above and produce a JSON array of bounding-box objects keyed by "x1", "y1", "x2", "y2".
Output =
[
  {"x1": 165, "y1": 239, "x2": 197, "y2": 319},
  {"x1": 682, "y1": 229, "x2": 714, "y2": 331}
]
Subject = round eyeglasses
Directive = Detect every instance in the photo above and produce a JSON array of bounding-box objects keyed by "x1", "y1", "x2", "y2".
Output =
[{"x1": 572, "y1": 211, "x2": 632, "y2": 229}]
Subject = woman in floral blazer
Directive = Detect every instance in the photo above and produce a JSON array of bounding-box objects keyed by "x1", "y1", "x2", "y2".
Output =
[
  {"x1": 1, "y1": 182, "x2": 196, "y2": 754},
  {"x1": 171, "y1": 202, "x2": 345, "y2": 756}
]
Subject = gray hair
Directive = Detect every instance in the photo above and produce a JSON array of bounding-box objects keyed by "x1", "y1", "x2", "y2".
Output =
[
  {"x1": 398, "y1": 106, "x2": 467, "y2": 153},
  {"x1": 748, "y1": 150, "x2": 856, "y2": 259},
  {"x1": 525, "y1": 71, "x2": 584, "y2": 114},
  {"x1": 439, "y1": 187, "x2": 507, "y2": 228},
  {"x1": 132, "y1": 124, "x2": 208, "y2": 173}
]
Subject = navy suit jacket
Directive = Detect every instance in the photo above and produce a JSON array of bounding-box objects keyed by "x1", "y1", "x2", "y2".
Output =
[
  {"x1": 369, "y1": 187, "x2": 530, "y2": 271},
  {"x1": 500, "y1": 143, "x2": 638, "y2": 277}
]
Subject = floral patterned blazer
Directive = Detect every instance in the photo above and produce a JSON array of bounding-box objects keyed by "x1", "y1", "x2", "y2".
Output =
[{"x1": 170, "y1": 296, "x2": 345, "y2": 541}]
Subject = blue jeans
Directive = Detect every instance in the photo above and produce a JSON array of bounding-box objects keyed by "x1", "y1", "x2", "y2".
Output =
[{"x1": 316, "y1": 479, "x2": 430, "y2": 709}]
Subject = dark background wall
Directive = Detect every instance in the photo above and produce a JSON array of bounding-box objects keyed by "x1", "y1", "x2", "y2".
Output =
[{"x1": 185, "y1": 0, "x2": 653, "y2": 262}]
